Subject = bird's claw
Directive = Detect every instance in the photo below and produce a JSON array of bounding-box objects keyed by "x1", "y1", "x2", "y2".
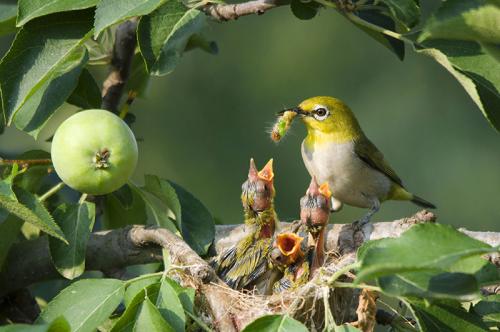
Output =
[{"x1": 352, "y1": 217, "x2": 371, "y2": 230}]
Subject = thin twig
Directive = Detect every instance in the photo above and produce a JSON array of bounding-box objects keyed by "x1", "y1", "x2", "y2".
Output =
[
  {"x1": 201, "y1": 0, "x2": 289, "y2": 21},
  {"x1": 0, "y1": 159, "x2": 52, "y2": 167},
  {"x1": 38, "y1": 182, "x2": 65, "y2": 202},
  {"x1": 344, "y1": 12, "x2": 409, "y2": 42}
]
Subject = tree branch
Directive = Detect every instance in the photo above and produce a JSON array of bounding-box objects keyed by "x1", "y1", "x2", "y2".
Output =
[
  {"x1": 1, "y1": 212, "x2": 498, "y2": 330},
  {"x1": 3, "y1": 211, "x2": 498, "y2": 297},
  {"x1": 0, "y1": 158, "x2": 52, "y2": 167},
  {"x1": 101, "y1": 20, "x2": 138, "y2": 113},
  {"x1": 201, "y1": 0, "x2": 289, "y2": 21}
]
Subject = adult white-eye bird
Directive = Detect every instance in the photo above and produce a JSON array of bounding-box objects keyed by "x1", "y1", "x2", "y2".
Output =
[{"x1": 281, "y1": 96, "x2": 435, "y2": 225}]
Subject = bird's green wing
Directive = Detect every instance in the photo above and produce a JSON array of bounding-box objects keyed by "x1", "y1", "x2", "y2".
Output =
[
  {"x1": 354, "y1": 137, "x2": 403, "y2": 187},
  {"x1": 225, "y1": 237, "x2": 271, "y2": 289}
]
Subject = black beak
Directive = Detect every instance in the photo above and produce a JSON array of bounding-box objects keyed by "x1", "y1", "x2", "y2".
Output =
[{"x1": 277, "y1": 107, "x2": 304, "y2": 116}]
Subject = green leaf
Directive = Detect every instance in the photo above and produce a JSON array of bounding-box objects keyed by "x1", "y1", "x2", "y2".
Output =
[
  {"x1": 124, "y1": 54, "x2": 151, "y2": 98},
  {"x1": 49, "y1": 202, "x2": 96, "y2": 279},
  {"x1": 86, "y1": 26, "x2": 115, "y2": 65},
  {"x1": 0, "y1": 215, "x2": 22, "y2": 269},
  {"x1": 163, "y1": 278, "x2": 195, "y2": 314},
  {"x1": 136, "y1": 187, "x2": 179, "y2": 235},
  {"x1": 103, "y1": 184, "x2": 148, "y2": 229},
  {"x1": 419, "y1": 0, "x2": 500, "y2": 44},
  {"x1": 379, "y1": 0, "x2": 420, "y2": 30},
  {"x1": 156, "y1": 278, "x2": 186, "y2": 332},
  {"x1": 111, "y1": 283, "x2": 160, "y2": 332},
  {"x1": 12, "y1": 150, "x2": 52, "y2": 193},
  {"x1": 47, "y1": 316, "x2": 72, "y2": 332},
  {"x1": 17, "y1": 0, "x2": 98, "y2": 27},
  {"x1": 290, "y1": 0, "x2": 320, "y2": 20},
  {"x1": 0, "y1": 325, "x2": 48, "y2": 332},
  {"x1": 241, "y1": 314, "x2": 308, "y2": 332},
  {"x1": 38, "y1": 279, "x2": 125, "y2": 332},
  {"x1": 185, "y1": 34, "x2": 218, "y2": 55},
  {"x1": 0, "y1": 0, "x2": 17, "y2": 36},
  {"x1": 334, "y1": 325, "x2": 362, "y2": 332},
  {"x1": 168, "y1": 180, "x2": 214, "y2": 255},
  {"x1": 143, "y1": 176, "x2": 215, "y2": 255},
  {"x1": 0, "y1": 10, "x2": 94, "y2": 137},
  {"x1": 408, "y1": 299, "x2": 489, "y2": 332},
  {"x1": 0, "y1": 187, "x2": 67, "y2": 243},
  {"x1": 162, "y1": 248, "x2": 171, "y2": 272},
  {"x1": 417, "y1": 39, "x2": 500, "y2": 131},
  {"x1": 67, "y1": 68, "x2": 102, "y2": 109},
  {"x1": 349, "y1": 10, "x2": 405, "y2": 60},
  {"x1": 94, "y1": 0, "x2": 165, "y2": 37},
  {"x1": 481, "y1": 41, "x2": 500, "y2": 61},
  {"x1": 124, "y1": 274, "x2": 161, "y2": 307},
  {"x1": 134, "y1": 297, "x2": 175, "y2": 332},
  {"x1": 155, "y1": 277, "x2": 195, "y2": 317},
  {"x1": 378, "y1": 272, "x2": 481, "y2": 301},
  {"x1": 0, "y1": 163, "x2": 22, "y2": 201},
  {"x1": 472, "y1": 294, "x2": 500, "y2": 325},
  {"x1": 137, "y1": 1, "x2": 207, "y2": 76},
  {"x1": 143, "y1": 175, "x2": 181, "y2": 227},
  {"x1": 0, "y1": 163, "x2": 22, "y2": 227},
  {"x1": 0, "y1": 316, "x2": 70, "y2": 332},
  {"x1": 356, "y1": 223, "x2": 496, "y2": 282},
  {"x1": 13, "y1": 47, "x2": 88, "y2": 138},
  {"x1": 376, "y1": 246, "x2": 498, "y2": 301}
]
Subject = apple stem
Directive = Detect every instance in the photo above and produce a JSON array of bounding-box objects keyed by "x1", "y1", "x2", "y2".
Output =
[{"x1": 93, "y1": 148, "x2": 111, "y2": 169}]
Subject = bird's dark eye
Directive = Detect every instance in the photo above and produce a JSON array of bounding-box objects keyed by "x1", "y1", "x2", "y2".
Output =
[
  {"x1": 315, "y1": 108, "x2": 327, "y2": 116},
  {"x1": 313, "y1": 107, "x2": 329, "y2": 121}
]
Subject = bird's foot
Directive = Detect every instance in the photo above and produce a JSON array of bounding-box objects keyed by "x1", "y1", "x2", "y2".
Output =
[{"x1": 352, "y1": 217, "x2": 371, "y2": 230}]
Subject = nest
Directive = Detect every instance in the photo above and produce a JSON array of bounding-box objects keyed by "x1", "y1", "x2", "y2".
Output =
[
  {"x1": 159, "y1": 211, "x2": 436, "y2": 331},
  {"x1": 170, "y1": 250, "x2": 360, "y2": 331}
]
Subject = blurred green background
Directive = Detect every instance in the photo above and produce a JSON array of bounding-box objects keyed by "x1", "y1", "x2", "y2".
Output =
[{"x1": 1, "y1": 1, "x2": 498, "y2": 231}]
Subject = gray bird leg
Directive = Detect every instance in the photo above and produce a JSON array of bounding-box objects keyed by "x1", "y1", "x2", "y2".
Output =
[{"x1": 355, "y1": 199, "x2": 380, "y2": 227}]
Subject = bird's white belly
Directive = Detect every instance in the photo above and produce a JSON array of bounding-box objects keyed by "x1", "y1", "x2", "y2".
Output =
[{"x1": 301, "y1": 141, "x2": 391, "y2": 208}]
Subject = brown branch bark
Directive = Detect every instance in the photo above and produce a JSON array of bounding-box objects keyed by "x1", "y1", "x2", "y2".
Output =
[
  {"x1": 101, "y1": 19, "x2": 138, "y2": 113},
  {"x1": 215, "y1": 210, "x2": 500, "y2": 254},
  {"x1": 201, "y1": 0, "x2": 289, "y2": 21}
]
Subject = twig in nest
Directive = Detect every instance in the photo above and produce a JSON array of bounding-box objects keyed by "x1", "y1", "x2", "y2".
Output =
[{"x1": 351, "y1": 289, "x2": 378, "y2": 332}]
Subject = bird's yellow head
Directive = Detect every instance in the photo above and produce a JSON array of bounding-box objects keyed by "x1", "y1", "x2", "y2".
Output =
[{"x1": 287, "y1": 96, "x2": 362, "y2": 143}]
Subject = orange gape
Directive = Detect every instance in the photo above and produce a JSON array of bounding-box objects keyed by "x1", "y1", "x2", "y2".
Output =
[{"x1": 276, "y1": 232, "x2": 304, "y2": 265}]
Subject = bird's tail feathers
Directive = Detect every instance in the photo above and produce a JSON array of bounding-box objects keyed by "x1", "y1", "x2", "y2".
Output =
[{"x1": 411, "y1": 195, "x2": 436, "y2": 209}]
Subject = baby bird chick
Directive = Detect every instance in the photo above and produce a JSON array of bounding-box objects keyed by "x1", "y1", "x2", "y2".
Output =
[
  {"x1": 213, "y1": 158, "x2": 279, "y2": 291},
  {"x1": 271, "y1": 232, "x2": 311, "y2": 293},
  {"x1": 299, "y1": 177, "x2": 332, "y2": 273}
]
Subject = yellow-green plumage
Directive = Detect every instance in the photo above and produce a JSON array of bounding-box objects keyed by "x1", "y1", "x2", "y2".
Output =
[
  {"x1": 212, "y1": 159, "x2": 278, "y2": 291},
  {"x1": 219, "y1": 208, "x2": 277, "y2": 289},
  {"x1": 273, "y1": 259, "x2": 310, "y2": 293},
  {"x1": 291, "y1": 96, "x2": 435, "y2": 223}
]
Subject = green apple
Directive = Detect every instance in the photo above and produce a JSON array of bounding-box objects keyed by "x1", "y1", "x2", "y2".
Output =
[{"x1": 51, "y1": 109, "x2": 138, "y2": 195}]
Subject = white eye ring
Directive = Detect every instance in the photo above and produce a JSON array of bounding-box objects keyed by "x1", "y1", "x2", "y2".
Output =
[{"x1": 312, "y1": 105, "x2": 329, "y2": 121}]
